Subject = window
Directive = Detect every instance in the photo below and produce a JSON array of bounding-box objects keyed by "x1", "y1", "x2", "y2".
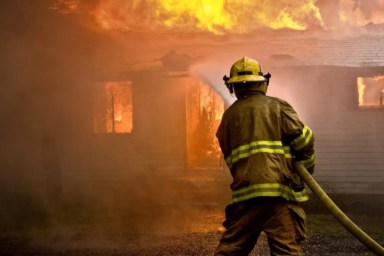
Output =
[
  {"x1": 357, "y1": 76, "x2": 384, "y2": 108},
  {"x1": 93, "y1": 81, "x2": 133, "y2": 133}
]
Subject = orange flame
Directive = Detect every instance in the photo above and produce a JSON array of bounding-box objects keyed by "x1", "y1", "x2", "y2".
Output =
[
  {"x1": 52, "y1": 0, "x2": 384, "y2": 34},
  {"x1": 357, "y1": 76, "x2": 384, "y2": 108},
  {"x1": 94, "y1": 81, "x2": 133, "y2": 133},
  {"x1": 357, "y1": 77, "x2": 365, "y2": 106},
  {"x1": 186, "y1": 80, "x2": 224, "y2": 168},
  {"x1": 91, "y1": 0, "x2": 324, "y2": 34}
]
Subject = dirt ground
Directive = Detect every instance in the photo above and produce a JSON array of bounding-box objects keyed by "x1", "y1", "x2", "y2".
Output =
[
  {"x1": 0, "y1": 194, "x2": 383, "y2": 256},
  {"x1": 1, "y1": 230, "x2": 382, "y2": 256}
]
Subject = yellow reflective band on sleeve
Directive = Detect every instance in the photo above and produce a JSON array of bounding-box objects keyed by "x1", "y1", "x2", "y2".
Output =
[
  {"x1": 231, "y1": 183, "x2": 309, "y2": 203},
  {"x1": 291, "y1": 126, "x2": 313, "y2": 150},
  {"x1": 299, "y1": 153, "x2": 316, "y2": 169},
  {"x1": 283, "y1": 146, "x2": 292, "y2": 158},
  {"x1": 225, "y1": 141, "x2": 290, "y2": 169}
]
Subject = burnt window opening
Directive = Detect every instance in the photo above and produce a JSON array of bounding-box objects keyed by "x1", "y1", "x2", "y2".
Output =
[
  {"x1": 93, "y1": 81, "x2": 133, "y2": 133},
  {"x1": 186, "y1": 81, "x2": 224, "y2": 169},
  {"x1": 357, "y1": 76, "x2": 384, "y2": 108}
]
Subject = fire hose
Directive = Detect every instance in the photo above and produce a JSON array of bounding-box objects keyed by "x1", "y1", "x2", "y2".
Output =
[{"x1": 294, "y1": 162, "x2": 384, "y2": 256}]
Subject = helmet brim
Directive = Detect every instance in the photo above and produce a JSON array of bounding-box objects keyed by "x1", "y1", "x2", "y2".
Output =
[{"x1": 227, "y1": 75, "x2": 266, "y2": 84}]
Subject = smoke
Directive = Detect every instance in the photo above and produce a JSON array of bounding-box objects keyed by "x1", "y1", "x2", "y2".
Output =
[
  {"x1": 0, "y1": 3, "x2": 228, "y2": 246},
  {"x1": 315, "y1": 0, "x2": 384, "y2": 29},
  {"x1": 0, "y1": 0, "x2": 117, "y2": 231},
  {"x1": 189, "y1": 54, "x2": 300, "y2": 110},
  {"x1": 190, "y1": 52, "x2": 321, "y2": 128},
  {"x1": 189, "y1": 57, "x2": 236, "y2": 106},
  {"x1": 2, "y1": 1, "x2": 383, "y2": 254}
]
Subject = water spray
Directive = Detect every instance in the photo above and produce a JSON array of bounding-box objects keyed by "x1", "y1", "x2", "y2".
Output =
[{"x1": 189, "y1": 62, "x2": 236, "y2": 106}]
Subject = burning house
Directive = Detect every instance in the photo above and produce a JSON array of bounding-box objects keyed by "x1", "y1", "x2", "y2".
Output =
[{"x1": 1, "y1": 0, "x2": 384, "y2": 231}]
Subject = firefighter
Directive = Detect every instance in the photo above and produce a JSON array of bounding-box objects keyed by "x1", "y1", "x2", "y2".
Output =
[{"x1": 214, "y1": 57, "x2": 315, "y2": 256}]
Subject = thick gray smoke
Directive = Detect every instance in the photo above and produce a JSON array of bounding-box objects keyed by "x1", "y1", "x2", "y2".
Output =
[
  {"x1": 0, "y1": 0, "x2": 101, "y2": 232},
  {"x1": 189, "y1": 57, "x2": 236, "y2": 106},
  {"x1": 0, "y1": 2, "x2": 225, "y2": 246},
  {"x1": 315, "y1": 0, "x2": 384, "y2": 29}
]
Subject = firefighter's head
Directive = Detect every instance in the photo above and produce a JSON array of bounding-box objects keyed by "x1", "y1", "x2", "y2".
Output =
[{"x1": 223, "y1": 56, "x2": 271, "y2": 98}]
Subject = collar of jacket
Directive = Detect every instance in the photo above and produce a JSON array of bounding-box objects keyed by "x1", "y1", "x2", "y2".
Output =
[{"x1": 238, "y1": 90, "x2": 266, "y2": 99}]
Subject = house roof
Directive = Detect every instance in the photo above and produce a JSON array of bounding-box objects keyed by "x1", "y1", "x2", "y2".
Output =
[
  {"x1": 93, "y1": 24, "x2": 384, "y2": 79},
  {"x1": 255, "y1": 24, "x2": 384, "y2": 67}
]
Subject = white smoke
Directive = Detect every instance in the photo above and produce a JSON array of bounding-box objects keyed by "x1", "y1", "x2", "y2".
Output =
[{"x1": 189, "y1": 58, "x2": 237, "y2": 106}]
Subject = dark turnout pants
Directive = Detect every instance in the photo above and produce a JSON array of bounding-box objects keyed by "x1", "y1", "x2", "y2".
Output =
[{"x1": 215, "y1": 197, "x2": 307, "y2": 256}]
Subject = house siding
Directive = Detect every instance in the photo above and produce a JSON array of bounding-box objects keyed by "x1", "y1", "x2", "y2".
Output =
[{"x1": 271, "y1": 66, "x2": 384, "y2": 194}]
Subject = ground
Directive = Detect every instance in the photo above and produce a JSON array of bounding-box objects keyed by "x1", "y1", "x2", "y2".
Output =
[{"x1": 0, "y1": 195, "x2": 383, "y2": 256}]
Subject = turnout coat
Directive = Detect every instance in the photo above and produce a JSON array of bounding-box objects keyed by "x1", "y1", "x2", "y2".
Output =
[{"x1": 216, "y1": 91, "x2": 315, "y2": 203}]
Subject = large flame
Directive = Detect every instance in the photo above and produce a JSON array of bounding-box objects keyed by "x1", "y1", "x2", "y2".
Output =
[
  {"x1": 51, "y1": 0, "x2": 384, "y2": 34},
  {"x1": 93, "y1": 0, "x2": 324, "y2": 33},
  {"x1": 52, "y1": 0, "x2": 384, "y2": 34}
]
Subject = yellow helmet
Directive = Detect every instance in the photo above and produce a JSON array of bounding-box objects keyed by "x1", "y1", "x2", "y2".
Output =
[{"x1": 226, "y1": 56, "x2": 267, "y2": 85}]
